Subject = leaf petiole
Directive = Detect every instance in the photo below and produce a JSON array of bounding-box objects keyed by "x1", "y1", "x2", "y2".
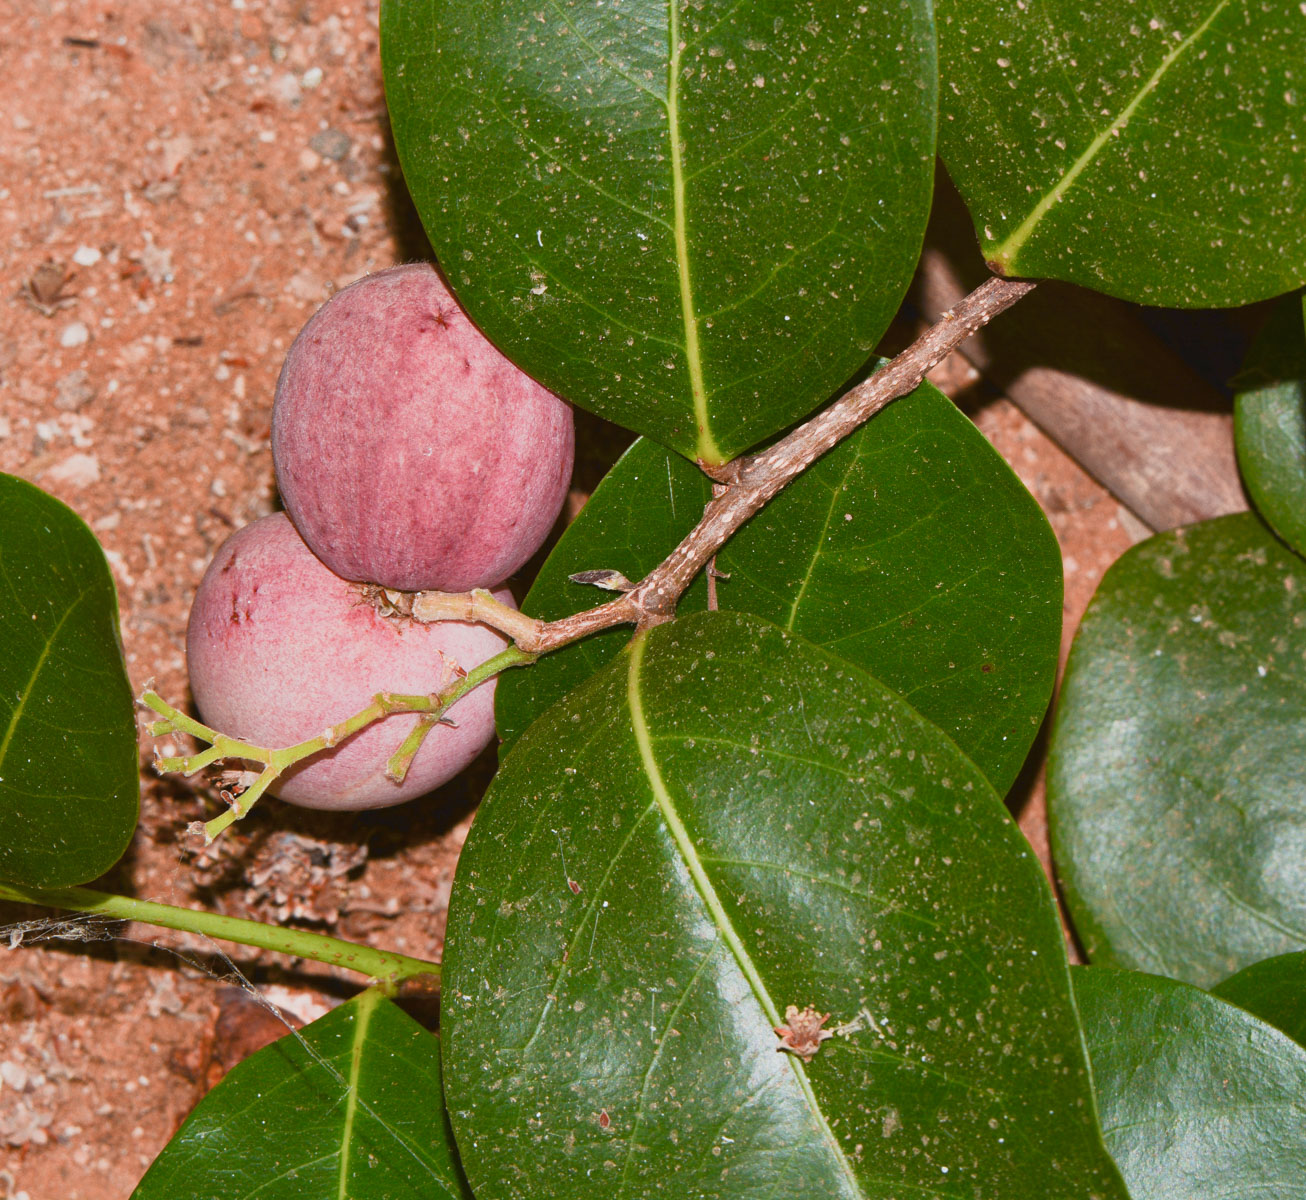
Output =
[{"x1": 0, "y1": 882, "x2": 440, "y2": 991}]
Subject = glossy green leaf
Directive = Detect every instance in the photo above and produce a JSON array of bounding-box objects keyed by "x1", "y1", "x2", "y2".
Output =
[
  {"x1": 497, "y1": 381, "x2": 1063, "y2": 794},
  {"x1": 1212, "y1": 951, "x2": 1306, "y2": 1047},
  {"x1": 381, "y1": 0, "x2": 936, "y2": 464},
  {"x1": 1075, "y1": 966, "x2": 1306, "y2": 1200},
  {"x1": 134, "y1": 990, "x2": 471, "y2": 1200},
  {"x1": 1049, "y1": 512, "x2": 1306, "y2": 987},
  {"x1": 447, "y1": 611, "x2": 1128, "y2": 1200},
  {"x1": 1235, "y1": 293, "x2": 1306, "y2": 556},
  {"x1": 0, "y1": 474, "x2": 137, "y2": 888},
  {"x1": 937, "y1": 0, "x2": 1306, "y2": 306}
]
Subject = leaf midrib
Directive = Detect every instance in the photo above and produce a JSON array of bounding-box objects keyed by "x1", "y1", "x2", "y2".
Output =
[
  {"x1": 667, "y1": 1, "x2": 718, "y2": 465},
  {"x1": 0, "y1": 588, "x2": 87, "y2": 779},
  {"x1": 336, "y1": 988, "x2": 376, "y2": 1199},
  {"x1": 990, "y1": 0, "x2": 1233, "y2": 270},
  {"x1": 626, "y1": 632, "x2": 862, "y2": 1196}
]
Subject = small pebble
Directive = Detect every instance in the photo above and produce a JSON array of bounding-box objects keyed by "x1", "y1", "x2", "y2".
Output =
[
  {"x1": 72, "y1": 245, "x2": 102, "y2": 267},
  {"x1": 301, "y1": 66, "x2": 324, "y2": 89},
  {"x1": 137, "y1": 239, "x2": 174, "y2": 285},
  {"x1": 272, "y1": 72, "x2": 301, "y2": 104},
  {"x1": 45, "y1": 452, "x2": 100, "y2": 488},
  {"x1": 60, "y1": 321, "x2": 89, "y2": 348},
  {"x1": 309, "y1": 128, "x2": 352, "y2": 161},
  {"x1": 55, "y1": 369, "x2": 95, "y2": 411},
  {"x1": 287, "y1": 270, "x2": 326, "y2": 302},
  {"x1": 159, "y1": 135, "x2": 193, "y2": 177}
]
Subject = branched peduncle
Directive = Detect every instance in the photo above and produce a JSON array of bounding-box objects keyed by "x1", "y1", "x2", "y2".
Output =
[
  {"x1": 407, "y1": 275, "x2": 1036, "y2": 651},
  {"x1": 142, "y1": 643, "x2": 536, "y2": 841},
  {"x1": 0, "y1": 882, "x2": 440, "y2": 991}
]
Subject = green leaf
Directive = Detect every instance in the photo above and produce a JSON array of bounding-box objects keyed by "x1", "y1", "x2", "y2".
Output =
[
  {"x1": 1075, "y1": 966, "x2": 1306, "y2": 1199},
  {"x1": 1212, "y1": 951, "x2": 1306, "y2": 1047},
  {"x1": 497, "y1": 381, "x2": 1063, "y2": 794},
  {"x1": 446, "y1": 612, "x2": 1128, "y2": 1200},
  {"x1": 381, "y1": 0, "x2": 936, "y2": 464},
  {"x1": 1235, "y1": 292, "x2": 1306, "y2": 556},
  {"x1": 0, "y1": 474, "x2": 137, "y2": 888},
  {"x1": 1048, "y1": 512, "x2": 1306, "y2": 987},
  {"x1": 133, "y1": 990, "x2": 471, "y2": 1200},
  {"x1": 937, "y1": 0, "x2": 1306, "y2": 307}
]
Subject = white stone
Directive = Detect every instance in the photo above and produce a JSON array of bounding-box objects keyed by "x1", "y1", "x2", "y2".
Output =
[
  {"x1": 45, "y1": 452, "x2": 100, "y2": 488},
  {"x1": 286, "y1": 270, "x2": 325, "y2": 302},
  {"x1": 272, "y1": 72, "x2": 301, "y2": 105},
  {"x1": 59, "y1": 321, "x2": 90, "y2": 348}
]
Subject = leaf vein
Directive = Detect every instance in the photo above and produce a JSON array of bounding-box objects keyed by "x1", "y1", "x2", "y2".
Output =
[
  {"x1": 991, "y1": 0, "x2": 1234, "y2": 268},
  {"x1": 628, "y1": 632, "x2": 865, "y2": 1197}
]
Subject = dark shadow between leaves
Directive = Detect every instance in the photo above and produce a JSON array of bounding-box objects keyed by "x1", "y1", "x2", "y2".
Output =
[{"x1": 916, "y1": 167, "x2": 1250, "y2": 414}]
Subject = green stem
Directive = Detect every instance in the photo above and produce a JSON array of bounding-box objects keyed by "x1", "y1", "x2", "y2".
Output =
[
  {"x1": 0, "y1": 883, "x2": 440, "y2": 991},
  {"x1": 446, "y1": 642, "x2": 538, "y2": 702},
  {"x1": 142, "y1": 643, "x2": 538, "y2": 841},
  {"x1": 386, "y1": 643, "x2": 537, "y2": 782}
]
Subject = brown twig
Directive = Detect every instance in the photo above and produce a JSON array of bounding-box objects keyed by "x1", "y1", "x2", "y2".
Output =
[{"x1": 414, "y1": 275, "x2": 1036, "y2": 653}]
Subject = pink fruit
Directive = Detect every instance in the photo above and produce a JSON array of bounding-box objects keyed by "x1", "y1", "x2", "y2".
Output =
[
  {"x1": 272, "y1": 262, "x2": 574, "y2": 593},
  {"x1": 186, "y1": 513, "x2": 510, "y2": 810}
]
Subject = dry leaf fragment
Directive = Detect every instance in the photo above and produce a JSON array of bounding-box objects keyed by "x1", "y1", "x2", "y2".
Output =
[
  {"x1": 568, "y1": 568, "x2": 635, "y2": 592},
  {"x1": 21, "y1": 261, "x2": 77, "y2": 316}
]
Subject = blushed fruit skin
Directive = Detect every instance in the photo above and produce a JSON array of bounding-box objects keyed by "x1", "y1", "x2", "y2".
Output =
[
  {"x1": 272, "y1": 262, "x2": 574, "y2": 592},
  {"x1": 186, "y1": 513, "x2": 511, "y2": 810}
]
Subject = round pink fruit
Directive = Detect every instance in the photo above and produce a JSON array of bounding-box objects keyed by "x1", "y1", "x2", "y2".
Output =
[
  {"x1": 186, "y1": 513, "x2": 511, "y2": 810},
  {"x1": 272, "y1": 262, "x2": 574, "y2": 593}
]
